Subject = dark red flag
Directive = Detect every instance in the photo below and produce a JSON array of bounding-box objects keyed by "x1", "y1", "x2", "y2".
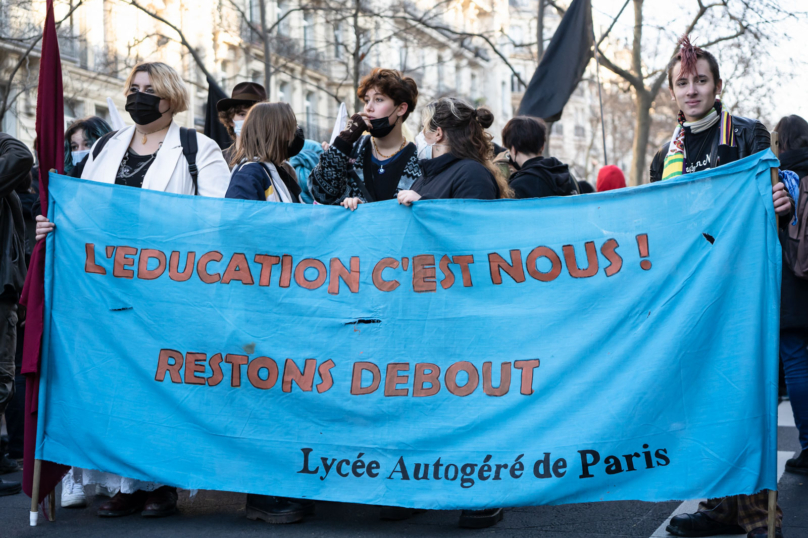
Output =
[{"x1": 20, "y1": 0, "x2": 69, "y2": 499}]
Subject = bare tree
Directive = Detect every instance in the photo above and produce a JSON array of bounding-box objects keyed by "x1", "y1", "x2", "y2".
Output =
[
  {"x1": 0, "y1": 0, "x2": 84, "y2": 127},
  {"x1": 595, "y1": 0, "x2": 798, "y2": 185}
]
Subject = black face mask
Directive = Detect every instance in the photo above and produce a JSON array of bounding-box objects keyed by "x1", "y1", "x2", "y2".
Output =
[
  {"x1": 508, "y1": 153, "x2": 521, "y2": 171},
  {"x1": 368, "y1": 111, "x2": 397, "y2": 138},
  {"x1": 125, "y1": 92, "x2": 164, "y2": 125},
  {"x1": 288, "y1": 126, "x2": 305, "y2": 158}
]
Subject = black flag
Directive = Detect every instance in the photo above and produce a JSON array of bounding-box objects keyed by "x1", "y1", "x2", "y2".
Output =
[
  {"x1": 517, "y1": 0, "x2": 593, "y2": 122},
  {"x1": 204, "y1": 76, "x2": 232, "y2": 150}
]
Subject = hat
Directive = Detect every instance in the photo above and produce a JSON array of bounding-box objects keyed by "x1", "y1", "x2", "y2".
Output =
[
  {"x1": 596, "y1": 165, "x2": 626, "y2": 192},
  {"x1": 216, "y1": 82, "x2": 267, "y2": 112}
]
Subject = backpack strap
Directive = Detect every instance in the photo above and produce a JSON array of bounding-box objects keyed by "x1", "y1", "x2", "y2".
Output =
[
  {"x1": 91, "y1": 131, "x2": 117, "y2": 160},
  {"x1": 179, "y1": 127, "x2": 199, "y2": 195}
]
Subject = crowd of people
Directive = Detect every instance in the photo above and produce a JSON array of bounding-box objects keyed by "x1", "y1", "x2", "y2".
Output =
[{"x1": 0, "y1": 35, "x2": 804, "y2": 537}]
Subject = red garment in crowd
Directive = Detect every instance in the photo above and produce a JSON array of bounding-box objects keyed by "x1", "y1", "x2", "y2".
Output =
[
  {"x1": 597, "y1": 165, "x2": 626, "y2": 192},
  {"x1": 20, "y1": 0, "x2": 69, "y2": 500}
]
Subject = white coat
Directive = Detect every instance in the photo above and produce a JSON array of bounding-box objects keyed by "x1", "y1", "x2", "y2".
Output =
[{"x1": 81, "y1": 121, "x2": 230, "y2": 197}]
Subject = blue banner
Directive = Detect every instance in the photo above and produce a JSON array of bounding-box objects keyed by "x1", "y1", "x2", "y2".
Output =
[{"x1": 38, "y1": 151, "x2": 780, "y2": 508}]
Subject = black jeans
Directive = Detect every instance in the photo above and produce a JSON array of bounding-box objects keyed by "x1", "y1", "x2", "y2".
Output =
[{"x1": 0, "y1": 302, "x2": 17, "y2": 417}]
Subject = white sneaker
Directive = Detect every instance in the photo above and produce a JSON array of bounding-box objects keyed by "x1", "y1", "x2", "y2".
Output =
[{"x1": 61, "y1": 471, "x2": 87, "y2": 508}]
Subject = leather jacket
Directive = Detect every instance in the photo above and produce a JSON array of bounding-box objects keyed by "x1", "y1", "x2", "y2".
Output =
[
  {"x1": 0, "y1": 134, "x2": 34, "y2": 301},
  {"x1": 650, "y1": 115, "x2": 771, "y2": 183}
]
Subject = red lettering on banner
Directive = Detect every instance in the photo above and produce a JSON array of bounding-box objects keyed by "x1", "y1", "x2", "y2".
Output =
[
  {"x1": 282, "y1": 358, "x2": 317, "y2": 392},
  {"x1": 184, "y1": 352, "x2": 207, "y2": 385},
  {"x1": 248, "y1": 356, "x2": 278, "y2": 390},
  {"x1": 197, "y1": 251, "x2": 223, "y2": 283},
  {"x1": 155, "y1": 349, "x2": 183, "y2": 383},
  {"x1": 84, "y1": 243, "x2": 106, "y2": 274},
  {"x1": 329, "y1": 257, "x2": 360, "y2": 294},
  {"x1": 221, "y1": 253, "x2": 255, "y2": 285},
  {"x1": 169, "y1": 251, "x2": 196, "y2": 281},
  {"x1": 412, "y1": 255, "x2": 436, "y2": 293},
  {"x1": 254, "y1": 254, "x2": 280, "y2": 286},
  {"x1": 372, "y1": 258, "x2": 400, "y2": 292},
  {"x1": 351, "y1": 362, "x2": 380, "y2": 395},
  {"x1": 489, "y1": 250, "x2": 525, "y2": 284},
  {"x1": 563, "y1": 242, "x2": 598, "y2": 278},
  {"x1": 294, "y1": 259, "x2": 327, "y2": 290},
  {"x1": 514, "y1": 359, "x2": 540, "y2": 395},
  {"x1": 138, "y1": 249, "x2": 167, "y2": 280},
  {"x1": 113, "y1": 246, "x2": 137, "y2": 279}
]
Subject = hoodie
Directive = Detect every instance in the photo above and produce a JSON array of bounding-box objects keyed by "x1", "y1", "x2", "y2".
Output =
[{"x1": 509, "y1": 156, "x2": 578, "y2": 199}]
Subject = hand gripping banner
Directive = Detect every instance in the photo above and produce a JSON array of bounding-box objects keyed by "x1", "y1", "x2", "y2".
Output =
[{"x1": 37, "y1": 151, "x2": 780, "y2": 509}]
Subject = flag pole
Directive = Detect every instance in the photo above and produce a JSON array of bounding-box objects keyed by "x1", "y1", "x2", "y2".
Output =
[
  {"x1": 30, "y1": 459, "x2": 41, "y2": 526},
  {"x1": 768, "y1": 130, "x2": 779, "y2": 538},
  {"x1": 590, "y1": 15, "x2": 608, "y2": 165}
]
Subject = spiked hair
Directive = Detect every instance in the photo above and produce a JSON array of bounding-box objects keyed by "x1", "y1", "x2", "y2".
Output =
[{"x1": 666, "y1": 35, "x2": 720, "y2": 89}]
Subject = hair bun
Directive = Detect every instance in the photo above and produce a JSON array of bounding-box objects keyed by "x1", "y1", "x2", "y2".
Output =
[{"x1": 475, "y1": 107, "x2": 494, "y2": 129}]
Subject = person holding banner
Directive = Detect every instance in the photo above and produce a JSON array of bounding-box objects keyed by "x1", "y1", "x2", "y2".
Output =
[
  {"x1": 654, "y1": 37, "x2": 791, "y2": 538},
  {"x1": 396, "y1": 97, "x2": 509, "y2": 529},
  {"x1": 308, "y1": 68, "x2": 420, "y2": 209},
  {"x1": 773, "y1": 114, "x2": 808, "y2": 476},
  {"x1": 398, "y1": 98, "x2": 511, "y2": 205},
  {"x1": 34, "y1": 61, "x2": 230, "y2": 519},
  {"x1": 225, "y1": 102, "x2": 305, "y2": 204}
]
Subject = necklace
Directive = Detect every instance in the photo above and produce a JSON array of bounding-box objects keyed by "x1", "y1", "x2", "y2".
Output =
[
  {"x1": 372, "y1": 138, "x2": 407, "y2": 174},
  {"x1": 136, "y1": 125, "x2": 169, "y2": 144}
]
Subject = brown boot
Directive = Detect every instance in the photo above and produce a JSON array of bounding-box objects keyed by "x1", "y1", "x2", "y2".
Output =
[
  {"x1": 141, "y1": 486, "x2": 178, "y2": 518},
  {"x1": 97, "y1": 490, "x2": 147, "y2": 517}
]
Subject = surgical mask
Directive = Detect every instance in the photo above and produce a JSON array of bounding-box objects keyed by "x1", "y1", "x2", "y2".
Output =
[
  {"x1": 125, "y1": 92, "x2": 164, "y2": 125},
  {"x1": 416, "y1": 130, "x2": 444, "y2": 161},
  {"x1": 71, "y1": 149, "x2": 90, "y2": 166},
  {"x1": 233, "y1": 120, "x2": 244, "y2": 138},
  {"x1": 368, "y1": 111, "x2": 397, "y2": 138}
]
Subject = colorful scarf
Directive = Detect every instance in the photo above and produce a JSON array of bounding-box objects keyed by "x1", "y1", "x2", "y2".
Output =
[{"x1": 662, "y1": 100, "x2": 735, "y2": 181}]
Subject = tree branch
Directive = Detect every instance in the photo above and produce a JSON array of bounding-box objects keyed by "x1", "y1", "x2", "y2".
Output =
[
  {"x1": 0, "y1": 1, "x2": 84, "y2": 122},
  {"x1": 124, "y1": 0, "x2": 224, "y2": 95}
]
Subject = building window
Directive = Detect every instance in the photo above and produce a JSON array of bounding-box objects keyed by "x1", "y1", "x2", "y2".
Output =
[
  {"x1": 305, "y1": 91, "x2": 316, "y2": 139},
  {"x1": 501, "y1": 81, "x2": 508, "y2": 119},
  {"x1": 277, "y1": 1, "x2": 290, "y2": 35},
  {"x1": 574, "y1": 125, "x2": 585, "y2": 138},
  {"x1": 552, "y1": 122, "x2": 564, "y2": 136},
  {"x1": 399, "y1": 47, "x2": 407, "y2": 71},
  {"x1": 437, "y1": 58, "x2": 444, "y2": 93},
  {"x1": 64, "y1": 99, "x2": 82, "y2": 130},
  {"x1": 470, "y1": 73, "x2": 478, "y2": 100},
  {"x1": 279, "y1": 81, "x2": 289, "y2": 103},
  {"x1": 94, "y1": 104, "x2": 111, "y2": 124},
  {"x1": 333, "y1": 23, "x2": 342, "y2": 59},
  {"x1": 511, "y1": 73, "x2": 526, "y2": 93},
  {"x1": 303, "y1": 13, "x2": 314, "y2": 50}
]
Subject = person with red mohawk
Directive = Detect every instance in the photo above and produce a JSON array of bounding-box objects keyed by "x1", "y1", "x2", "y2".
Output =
[{"x1": 657, "y1": 37, "x2": 790, "y2": 538}]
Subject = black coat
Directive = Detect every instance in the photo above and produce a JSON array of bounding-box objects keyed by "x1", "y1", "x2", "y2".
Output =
[
  {"x1": 778, "y1": 148, "x2": 808, "y2": 331},
  {"x1": 649, "y1": 115, "x2": 771, "y2": 183},
  {"x1": 0, "y1": 134, "x2": 34, "y2": 302},
  {"x1": 412, "y1": 153, "x2": 498, "y2": 200},
  {"x1": 509, "y1": 156, "x2": 578, "y2": 199}
]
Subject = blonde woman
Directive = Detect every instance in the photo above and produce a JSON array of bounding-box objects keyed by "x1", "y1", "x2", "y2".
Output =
[
  {"x1": 34, "y1": 62, "x2": 230, "y2": 518},
  {"x1": 226, "y1": 102, "x2": 304, "y2": 203}
]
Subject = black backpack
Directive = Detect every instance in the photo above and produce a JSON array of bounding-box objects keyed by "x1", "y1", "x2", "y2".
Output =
[{"x1": 91, "y1": 127, "x2": 200, "y2": 194}]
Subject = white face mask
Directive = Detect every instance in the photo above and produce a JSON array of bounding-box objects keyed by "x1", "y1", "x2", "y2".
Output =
[
  {"x1": 71, "y1": 149, "x2": 90, "y2": 166},
  {"x1": 416, "y1": 130, "x2": 444, "y2": 161},
  {"x1": 233, "y1": 120, "x2": 244, "y2": 138}
]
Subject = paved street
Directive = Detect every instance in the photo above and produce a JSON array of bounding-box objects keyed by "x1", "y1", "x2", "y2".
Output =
[{"x1": 2, "y1": 401, "x2": 807, "y2": 538}]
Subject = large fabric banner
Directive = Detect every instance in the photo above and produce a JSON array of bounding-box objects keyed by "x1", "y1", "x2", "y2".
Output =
[{"x1": 38, "y1": 151, "x2": 780, "y2": 509}]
